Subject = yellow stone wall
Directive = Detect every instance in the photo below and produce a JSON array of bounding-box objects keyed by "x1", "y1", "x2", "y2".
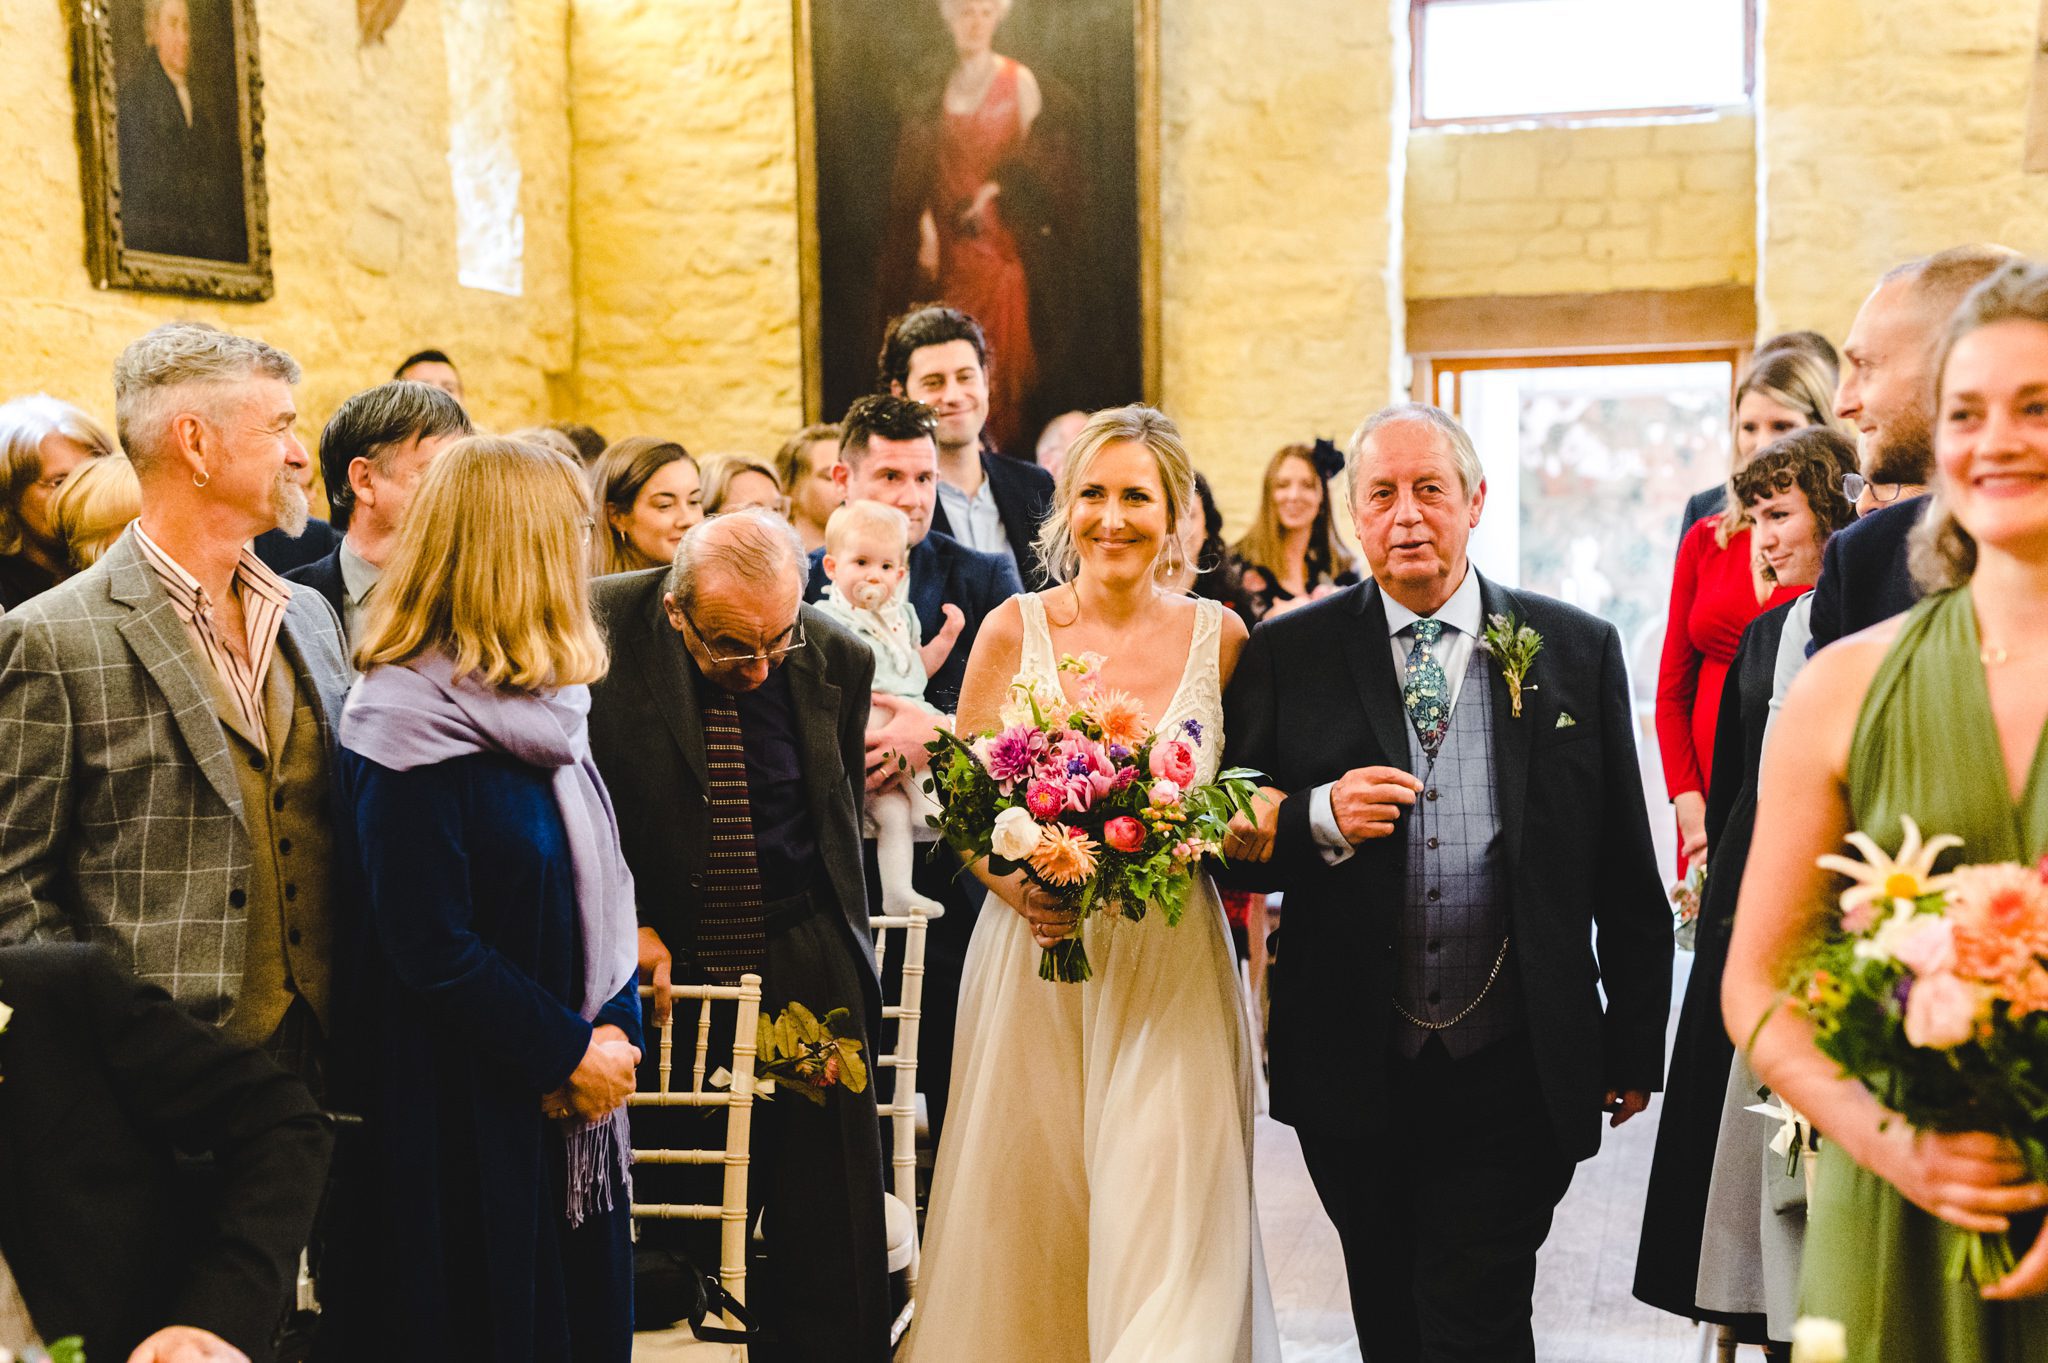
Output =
[
  {"x1": 1161, "y1": 0, "x2": 1406, "y2": 531},
  {"x1": 1757, "y1": 0, "x2": 2048, "y2": 339},
  {"x1": 1406, "y1": 114, "x2": 1755, "y2": 299},
  {"x1": 0, "y1": 0, "x2": 574, "y2": 442},
  {"x1": 567, "y1": 0, "x2": 804, "y2": 454}
]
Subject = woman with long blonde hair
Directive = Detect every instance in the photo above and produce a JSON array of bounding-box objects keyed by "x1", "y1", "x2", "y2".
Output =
[
  {"x1": 905, "y1": 405, "x2": 1279, "y2": 1362},
  {"x1": 1723, "y1": 258, "x2": 2048, "y2": 1355},
  {"x1": 332, "y1": 435, "x2": 642, "y2": 1360},
  {"x1": 1231, "y1": 441, "x2": 1357, "y2": 619}
]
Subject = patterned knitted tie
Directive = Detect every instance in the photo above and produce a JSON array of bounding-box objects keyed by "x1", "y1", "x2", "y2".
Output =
[
  {"x1": 696, "y1": 690, "x2": 766, "y2": 983},
  {"x1": 1403, "y1": 617, "x2": 1451, "y2": 759}
]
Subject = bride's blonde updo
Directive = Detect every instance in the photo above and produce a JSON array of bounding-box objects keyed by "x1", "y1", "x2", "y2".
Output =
[{"x1": 1033, "y1": 404, "x2": 1196, "y2": 586}]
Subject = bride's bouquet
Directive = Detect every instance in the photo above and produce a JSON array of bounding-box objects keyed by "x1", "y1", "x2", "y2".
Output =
[
  {"x1": 1788, "y1": 816, "x2": 2048, "y2": 1284},
  {"x1": 925, "y1": 652, "x2": 1262, "y2": 983}
]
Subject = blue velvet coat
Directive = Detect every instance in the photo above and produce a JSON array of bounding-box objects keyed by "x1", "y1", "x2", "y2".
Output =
[{"x1": 330, "y1": 748, "x2": 641, "y2": 1361}]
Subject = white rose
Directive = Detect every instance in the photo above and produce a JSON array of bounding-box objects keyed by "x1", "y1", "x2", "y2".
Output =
[
  {"x1": 991, "y1": 806, "x2": 1047, "y2": 862},
  {"x1": 1790, "y1": 1317, "x2": 1847, "y2": 1363}
]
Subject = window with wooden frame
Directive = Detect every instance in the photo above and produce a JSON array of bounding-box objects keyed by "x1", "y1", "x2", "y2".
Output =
[{"x1": 1411, "y1": 0, "x2": 1755, "y2": 128}]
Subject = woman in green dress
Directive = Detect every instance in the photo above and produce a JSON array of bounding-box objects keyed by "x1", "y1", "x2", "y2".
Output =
[{"x1": 1724, "y1": 257, "x2": 2048, "y2": 1360}]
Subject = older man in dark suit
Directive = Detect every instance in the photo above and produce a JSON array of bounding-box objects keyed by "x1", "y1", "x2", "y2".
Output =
[
  {"x1": 118, "y1": 0, "x2": 245, "y2": 262},
  {"x1": 1225, "y1": 403, "x2": 1671, "y2": 1363},
  {"x1": 0, "y1": 323, "x2": 349, "y2": 1080},
  {"x1": 0, "y1": 943, "x2": 331, "y2": 1363},
  {"x1": 589, "y1": 509, "x2": 891, "y2": 1363}
]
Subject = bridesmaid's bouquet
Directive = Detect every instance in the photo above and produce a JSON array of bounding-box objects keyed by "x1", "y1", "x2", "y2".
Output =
[
  {"x1": 925, "y1": 653, "x2": 1262, "y2": 983},
  {"x1": 1788, "y1": 816, "x2": 2048, "y2": 1285}
]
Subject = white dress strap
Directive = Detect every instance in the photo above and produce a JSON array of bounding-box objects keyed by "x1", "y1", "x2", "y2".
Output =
[{"x1": 1017, "y1": 591, "x2": 1060, "y2": 687}]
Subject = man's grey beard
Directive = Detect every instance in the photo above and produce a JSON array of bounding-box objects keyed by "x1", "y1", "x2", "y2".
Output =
[{"x1": 272, "y1": 469, "x2": 310, "y2": 538}]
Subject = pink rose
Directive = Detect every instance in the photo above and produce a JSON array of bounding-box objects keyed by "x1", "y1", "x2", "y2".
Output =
[
  {"x1": 1024, "y1": 780, "x2": 1066, "y2": 819},
  {"x1": 1149, "y1": 778, "x2": 1183, "y2": 807},
  {"x1": 1103, "y1": 817, "x2": 1146, "y2": 854},
  {"x1": 1148, "y1": 740, "x2": 1196, "y2": 789},
  {"x1": 1891, "y1": 916, "x2": 1958, "y2": 978},
  {"x1": 1903, "y1": 971, "x2": 1984, "y2": 1050}
]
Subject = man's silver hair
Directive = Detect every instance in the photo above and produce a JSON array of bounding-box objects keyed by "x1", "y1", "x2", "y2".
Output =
[
  {"x1": 112, "y1": 322, "x2": 300, "y2": 472},
  {"x1": 1344, "y1": 403, "x2": 1485, "y2": 503},
  {"x1": 664, "y1": 505, "x2": 807, "y2": 610}
]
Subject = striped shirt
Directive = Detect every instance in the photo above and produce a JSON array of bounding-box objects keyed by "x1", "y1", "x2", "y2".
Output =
[{"x1": 134, "y1": 524, "x2": 293, "y2": 738}]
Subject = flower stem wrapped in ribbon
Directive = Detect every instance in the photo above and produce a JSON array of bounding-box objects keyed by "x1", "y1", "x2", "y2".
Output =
[
  {"x1": 1785, "y1": 816, "x2": 2048, "y2": 1287},
  {"x1": 926, "y1": 657, "x2": 1262, "y2": 983}
]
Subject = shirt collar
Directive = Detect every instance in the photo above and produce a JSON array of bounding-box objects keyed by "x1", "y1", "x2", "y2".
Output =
[
  {"x1": 1382, "y1": 566, "x2": 1483, "y2": 640},
  {"x1": 338, "y1": 536, "x2": 381, "y2": 606}
]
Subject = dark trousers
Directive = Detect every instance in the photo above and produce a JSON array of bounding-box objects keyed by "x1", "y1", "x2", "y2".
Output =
[
  {"x1": 1297, "y1": 1032, "x2": 1576, "y2": 1363},
  {"x1": 634, "y1": 905, "x2": 892, "y2": 1363}
]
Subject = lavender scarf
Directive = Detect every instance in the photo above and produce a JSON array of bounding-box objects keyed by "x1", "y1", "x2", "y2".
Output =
[{"x1": 340, "y1": 653, "x2": 640, "y2": 1225}]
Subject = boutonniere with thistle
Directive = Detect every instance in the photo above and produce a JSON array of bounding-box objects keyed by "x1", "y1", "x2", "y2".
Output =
[{"x1": 1480, "y1": 613, "x2": 1543, "y2": 719}]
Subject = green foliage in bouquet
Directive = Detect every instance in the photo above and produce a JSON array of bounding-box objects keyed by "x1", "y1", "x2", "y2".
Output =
[{"x1": 755, "y1": 1002, "x2": 868, "y2": 1106}]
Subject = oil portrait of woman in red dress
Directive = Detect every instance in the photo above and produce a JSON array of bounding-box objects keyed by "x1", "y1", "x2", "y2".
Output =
[{"x1": 803, "y1": 0, "x2": 1152, "y2": 456}]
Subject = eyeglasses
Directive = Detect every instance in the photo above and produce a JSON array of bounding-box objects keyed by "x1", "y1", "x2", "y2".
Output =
[
  {"x1": 1839, "y1": 473, "x2": 1907, "y2": 506},
  {"x1": 680, "y1": 610, "x2": 807, "y2": 666}
]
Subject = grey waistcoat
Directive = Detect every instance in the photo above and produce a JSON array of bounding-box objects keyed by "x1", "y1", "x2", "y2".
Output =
[{"x1": 1391, "y1": 640, "x2": 1524, "y2": 1058}]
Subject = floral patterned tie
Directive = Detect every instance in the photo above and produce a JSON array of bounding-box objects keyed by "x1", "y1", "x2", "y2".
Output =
[{"x1": 1403, "y1": 618, "x2": 1450, "y2": 758}]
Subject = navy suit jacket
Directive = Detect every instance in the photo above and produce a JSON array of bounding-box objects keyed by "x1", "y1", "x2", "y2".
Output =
[
  {"x1": 806, "y1": 529, "x2": 1022, "y2": 714},
  {"x1": 283, "y1": 548, "x2": 347, "y2": 634},
  {"x1": 253, "y1": 519, "x2": 340, "y2": 576},
  {"x1": 927, "y1": 451, "x2": 1056, "y2": 589},
  {"x1": 1223, "y1": 577, "x2": 1671, "y2": 1161},
  {"x1": 1804, "y1": 494, "x2": 1926, "y2": 657},
  {"x1": 1678, "y1": 484, "x2": 1724, "y2": 543}
]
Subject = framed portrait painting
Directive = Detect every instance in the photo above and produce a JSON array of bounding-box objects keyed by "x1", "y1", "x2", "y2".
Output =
[
  {"x1": 797, "y1": 0, "x2": 1159, "y2": 456},
  {"x1": 69, "y1": 0, "x2": 273, "y2": 300}
]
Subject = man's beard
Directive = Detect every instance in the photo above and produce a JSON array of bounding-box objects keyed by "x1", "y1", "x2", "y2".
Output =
[
  {"x1": 1864, "y1": 408, "x2": 1935, "y2": 486},
  {"x1": 271, "y1": 470, "x2": 310, "y2": 538}
]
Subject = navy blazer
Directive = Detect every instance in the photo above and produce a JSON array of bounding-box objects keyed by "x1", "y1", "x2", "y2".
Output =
[
  {"x1": 283, "y1": 547, "x2": 348, "y2": 635},
  {"x1": 253, "y1": 519, "x2": 340, "y2": 576},
  {"x1": 0, "y1": 944, "x2": 330, "y2": 1363},
  {"x1": 1677, "y1": 484, "x2": 1724, "y2": 543},
  {"x1": 806, "y1": 529, "x2": 1023, "y2": 714},
  {"x1": 1804, "y1": 494, "x2": 1926, "y2": 657},
  {"x1": 926, "y1": 451, "x2": 1056, "y2": 588},
  {"x1": 1223, "y1": 577, "x2": 1671, "y2": 1161}
]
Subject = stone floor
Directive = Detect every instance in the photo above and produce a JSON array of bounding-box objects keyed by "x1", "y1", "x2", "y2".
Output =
[{"x1": 639, "y1": 956, "x2": 1747, "y2": 1362}]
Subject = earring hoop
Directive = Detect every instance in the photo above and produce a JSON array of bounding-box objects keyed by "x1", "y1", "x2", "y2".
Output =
[{"x1": 192, "y1": 469, "x2": 210, "y2": 490}]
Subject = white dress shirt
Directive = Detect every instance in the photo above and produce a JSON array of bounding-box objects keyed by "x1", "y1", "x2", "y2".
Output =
[
  {"x1": 935, "y1": 469, "x2": 1015, "y2": 565},
  {"x1": 1309, "y1": 569, "x2": 1485, "y2": 865}
]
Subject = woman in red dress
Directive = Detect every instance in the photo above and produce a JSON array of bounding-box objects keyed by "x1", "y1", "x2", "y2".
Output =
[
  {"x1": 1656, "y1": 347, "x2": 1843, "y2": 872},
  {"x1": 883, "y1": 0, "x2": 1045, "y2": 453}
]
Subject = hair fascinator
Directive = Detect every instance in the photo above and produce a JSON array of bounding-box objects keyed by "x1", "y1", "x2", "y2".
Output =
[{"x1": 1309, "y1": 437, "x2": 1345, "y2": 482}]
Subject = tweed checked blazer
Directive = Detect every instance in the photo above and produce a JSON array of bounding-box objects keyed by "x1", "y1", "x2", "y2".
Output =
[{"x1": 0, "y1": 526, "x2": 351, "y2": 1025}]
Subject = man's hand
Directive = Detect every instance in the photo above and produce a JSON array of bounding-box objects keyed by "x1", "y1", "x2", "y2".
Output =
[
  {"x1": 1603, "y1": 1089, "x2": 1652, "y2": 1128},
  {"x1": 638, "y1": 925, "x2": 673, "y2": 1027},
  {"x1": 128, "y1": 1327, "x2": 249, "y2": 1363},
  {"x1": 1331, "y1": 766, "x2": 1423, "y2": 843},
  {"x1": 1223, "y1": 786, "x2": 1286, "y2": 862},
  {"x1": 865, "y1": 693, "x2": 941, "y2": 794}
]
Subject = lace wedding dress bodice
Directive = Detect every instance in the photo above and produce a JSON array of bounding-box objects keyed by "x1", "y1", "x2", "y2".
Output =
[{"x1": 1015, "y1": 591, "x2": 1227, "y2": 789}]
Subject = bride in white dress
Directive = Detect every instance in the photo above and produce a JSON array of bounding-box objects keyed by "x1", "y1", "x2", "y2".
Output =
[{"x1": 904, "y1": 406, "x2": 1281, "y2": 1362}]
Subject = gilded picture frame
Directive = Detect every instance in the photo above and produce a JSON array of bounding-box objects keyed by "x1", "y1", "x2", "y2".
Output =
[
  {"x1": 69, "y1": 0, "x2": 274, "y2": 301},
  {"x1": 795, "y1": 0, "x2": 1159, "y2": 455}
]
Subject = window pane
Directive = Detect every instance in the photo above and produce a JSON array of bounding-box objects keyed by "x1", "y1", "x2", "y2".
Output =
[
  {"x1": 1419, "y1": 0, "x2": 1749, "y2": 123},
  {"x1": 1458, "y1": 358, "x2": 1732, "y2": 873}
]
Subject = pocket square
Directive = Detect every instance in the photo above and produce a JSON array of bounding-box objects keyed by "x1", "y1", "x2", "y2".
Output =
[{"x1": 1555, "y1": 712, "x2": 1577, "y2": 728}]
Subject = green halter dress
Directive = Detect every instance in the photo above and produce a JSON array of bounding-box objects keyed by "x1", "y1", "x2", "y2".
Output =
[{"x1": 1800, "y1": 588, "x2": 2048, "y2": 1360}]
